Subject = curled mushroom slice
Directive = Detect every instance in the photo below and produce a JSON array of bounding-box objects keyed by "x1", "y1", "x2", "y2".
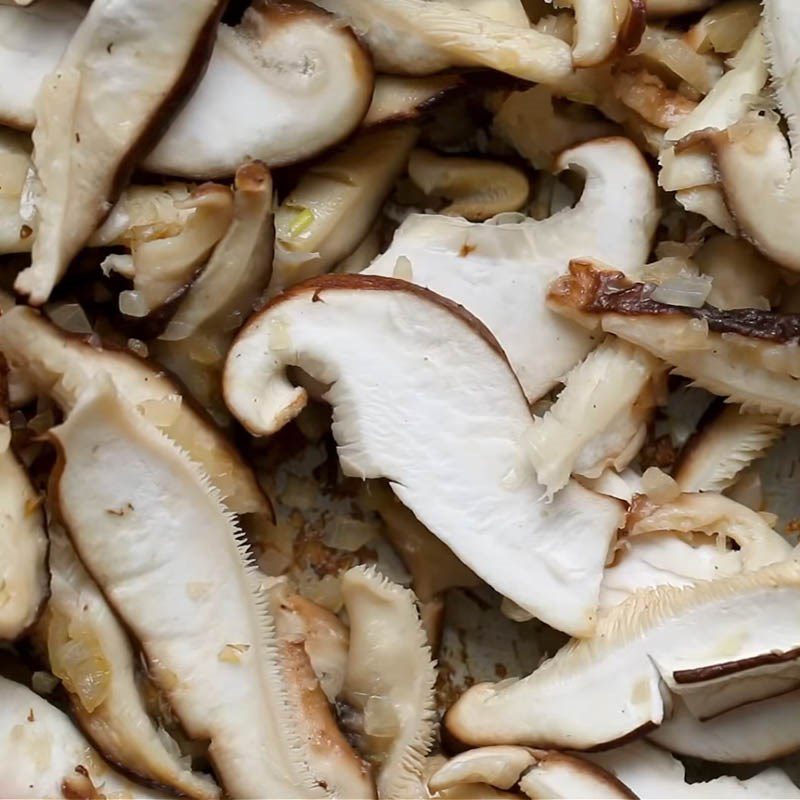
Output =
[
  {"x1": 408, "y1": 149, "x2": 530, "y2": 221},
  {"x1": 0, "y1": 423, "x2": 47, "y2": 640},
  {"x1": 340, "y1": 565, "x2": 436, "y2": 799},
  {"x1": 363, "y1": 137, "x2": 658, "y2": 403},
  {"x1": 588, "y1": 739, "x2": 800, "y2": 798},
  {"x1": 266, "y1": 577, "x2": 375, "y2": 799},
  {"x1": 649, "y1": 689, "x2": 800, "y2": 763},
  {"x1": 14, "y1": 0, "x2": 227, "y2": 306},
  {"x1": 272, "y1": 126, "x2": 417, "y2": 293},
  {"x1": 45, "y1": 525, "x2": 221, "y2": 799},
  {"x1": 0, "y1": 306, "x2": 271, "y2": 523},
  {"x1": 526, "y1": 338, "x2": 663, "y2": 496},
  {"x1": 675, "y1": 406, "x2": 783, "y2": 493},
  {"x1": 310, "y1": 0, "x2": 573, "y2": 83},
  {"x1": 445, "y1": 560, "x2": 800, "y2": 750},
  {"x1": 613, "y1": 66, "x2": 698, "y2": 129},
  {"x1": 154, "y1": 162, "x2": 274, "y2": 421},
  {"x1": 363, "y1": 74, "x2": 468, "y2": 129},
  {"x1": 0, "y1": 674, "x2": 164, "y2": 799},
  {"x1": 224, "y1": 275, "x2": 624, "y2": 635},
  {"x1": 548, "y1": 261, "x2": 800, "y2": 423},
  {"x1": 50, "y1": 388, "x2": 325, "y2": 798},
  {"x1": 429, "y1": 747, "x2": 538, "y2": 793}
]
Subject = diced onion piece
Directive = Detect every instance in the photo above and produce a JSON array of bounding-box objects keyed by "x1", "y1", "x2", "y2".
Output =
[
  {"x1": 326, "y1": 517, "x2": 378, "y2": 552},
  {"x1": 158, "y1": 320, "x2": 193, "y2": 342},
  {"x1": 364, "y1": 695, "x2": 401, "y2": 738},
  {"x1": 500, "y1": 596, "x2": 534, "y2": 622},
  {"x1": 137, "y1": 394, "x2": 183, "y2": 427},
  {"x1": 267, "y1": 319, "x2": 292, "y2": 352},
  {"x1": 127, "y1": 338, "x2": 149, "y2": 358},
  {"x1": 46, "y1": 303, "x2": 93, "y2": 335},
  {"x1": 31, "y1": 671, "x2": 60, "y2": 696},
  {"x1": 0, "y1": 425, "x2": 10, "y2": 454},
  {"x1": 651, "y1": 274, "x2": 712, "y2": 308},
  {"x1": 279, "y1": 475, "x2": 318, "y2": 511},
  {"x1": 393, "y1": 255, "x2": 413, "y2": 281},
  {"x1": 641, "y1": 467, "x2": 681, "y2": 504},
  {"x1": 118, "y1": 290, "x2": 151, "y2": 318}
]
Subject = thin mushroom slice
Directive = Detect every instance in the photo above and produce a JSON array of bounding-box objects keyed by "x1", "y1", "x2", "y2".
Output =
[
  {"x1": 14, "y1": 0, "x2": 227, "y2": 305},
  {"x1": 154, "y1": 161, "x2": 274, "y2": 422},
  {"x1": 548, "y1": 260, "x2": 800, "y2": 424},
  {"x1": 44, "y1": 525, "x2": 221, "y2": 799},
  {"x1": 50, "y1": 388, "x2": 325, "y2": 798},
  {"x1": 526, "y1": 338, "x2": 663, "y2": 496},
  {"x1": 266, "y1": 577, "x2": 375, "y2": 799},
  {"x1": 0, "y1": 423, "x2": 47, "y2": 640},
  {"x1": 341, "y1": 565, "x2": 436, "y2": 799},
  {"x1": 686, "y1": 0, "x2": 762, "y2": 55},
  {"x1": 407, "y1": 149, "x2": 531, "y2": 221},
  {"x1": 363, "y1": 137, "x2": 658, "y2": 403},
  {"x1": 587, "y1": 739, "x2": 800, "y2": 798},
  {"x1": 363, "y1": 74, "x2": 468, "y2": 129},
  {"x1": 0, "y1": 674, "x2": 164, "y2": 799},
  {"x1": 674, "y1": 405, "x2": 782, "y2": 493},
  {"x1": 648, "y1": 689, "x2": 800, "y2": 763},
  {"x1": 309, "y1": 0, "x2": 573, "y2": 83},
  {"x1": 223, "y1": 275, "x2": 624, "y2": 635},
  {"x1": 445, "y1": 560, "x2": 800, "y2": 750},
  {"x1": 0, "y1": 306, "x2": 271, "y2": 523},
  {"x1": 0, "y1": 128, "x2": 33, "y2": 254},
  {"x1": 272, "y1": 126, "x2": 418, "y2": 293}
]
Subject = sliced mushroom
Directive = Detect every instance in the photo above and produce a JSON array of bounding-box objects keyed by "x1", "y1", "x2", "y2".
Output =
[
  {"x1": 14, "y1": 0, "x2": 227, "y2": 306},
  {"x1": 685, "y1": 0, "x2": 761, "y2": 55},
  {"x1": 408, "y1": 149, "x2": 531, "y2": 221},
  {"x1": 340, "y1": 565, "x2": 436, "y2": 799},
  {"x1": 223, "y1": 275, "x2": 624, "y2": 635},
  {"x1": 452, "y1": 0, "x2": 530, "y2": 26},
  {"x1": 0, "y1": 306, "x2": 271, "y2": 523},
  {"x1": 0, "y1": 423, "x2": 47, "y2": 640},
  {"x1": 0, "y1": 128, "x2": 33, "y2": 254},
  {"x1": 363, "y1": 74, "x2": 468, "y2": 129},
  {"x1": 266, "y1": 577, "x2": 375, "y2": 799},
  {"x1": 0, "y1": 674, "x2": 164, "y2": 799},
  {"x1": 153, "y1": 161, "x2": 274, "y2": 422},
  {"x1": 613, "y1": 66, "x2": 698, "y2": 129},
  {"x1": 649, "y1": 689, "x2": 800, "y2": 763},
  {"x1": 674, "y1": 185, "x2": 736, "y2": 234},
  {"x1": 445, "y1": 560, "x2": 800, "y2": 750},
  {"x1": 45, "y1": 524, "x2": 221, "y2": 799},
  {"x1": 526, "y1": 338, "x2": 663, "y2": 495},
  {"x1": 548, "y1": 260, "x2": 800, "y2": 424},
  {"x1": 272, "y1": 126, "x2": 417, "y2": 293},
  {"x1": 363, "y1": 137, "x2": 658, "y2": 403},
  {"x1": 309, "y1": 0, "x2": 573, "y2": 83},
  {"x1": 0, "y1": 0, "x2": 375, "y2": 180},
  {"x1": 50, "y1": 387, "x2": 325, "y2": 798},
  {"x1": 675, "y1": 405, "x2": 783, "y2": 493},
  {"x1": 587, "y1": 739, "x2": 800, "y2": 797}
]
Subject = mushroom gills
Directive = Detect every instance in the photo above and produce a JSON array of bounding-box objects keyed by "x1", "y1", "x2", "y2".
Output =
[
  {"x1": 14, "y1": 0, "x2": 227, "y2": 305},
  {"x1": 340, "y1": 565, "x2": 437, "y2": 800},
  {"x1": 50, "y1": 387, "x2": 326, "y2": 798},
  {"x1": 44, "y1": 524, "x2": 220, "y2": 799},
  {"x1": 0, "y1": 423, "x2": 48, "y2": 641},
  {"x1": 0, "y1": 305, "x2": 271, "y2": 522},
  {"x1": 0, "y1": 674, "x2": 164, "y2": 799},
  {"x1": 223, "y1": 275, "x2": 624, "y2": 636},
  {"x1": 445, "y1": 560, "x2": 800, "y2": 749},
  {"x1": 363, "y1": 137, "x2": 658, "y2": 403}
]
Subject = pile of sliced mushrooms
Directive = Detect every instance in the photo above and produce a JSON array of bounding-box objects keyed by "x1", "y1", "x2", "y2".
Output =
[{"x1": 5, "y1": 0, "x2": 800, "y2": 797}]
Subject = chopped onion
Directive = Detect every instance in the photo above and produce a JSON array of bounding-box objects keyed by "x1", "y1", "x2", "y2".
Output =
[
  {"x1": 46, "y1": 303, "x2": 93, "y2": 335},
  {"x1": 158, "y1": 320, "x2": 193, "y2": 342},
  {"x1": 31, "y1": 671, "x2": 59, "y2": 696},
  {"x1": 0, "y1": 425, "x2": 10, "y2": 454},
  {"x1": 280, "y1": 475, "x2": 318, "y2": 511},
  {"x1": 137, "y1": 394, "x2": 182, "y2": 427},
  {"x1": 267, "y1": 318, "x2": 292, "y2": 352},
  {"x1": 127, "y1": 338, "x2": 149, "y2": 358},
  {"x1": 489, "y1": 211, "x2": 528, "y2": 226},
  {"x1": 218, "y1": 643, "x2": 250, "y2": 664},
  {"x1": 326, "y1": 517, "x2": 378, "y2": 552},
  {"x1": 641, "y1": 467, "x2": 681, "y2": 504},
  {"x1": 364, "y1": 695, "x2": 400, "y2": 738},
  {"x1": 100, "y1": 253, "x2": 134, "y2": 279},
  {"x1": 651, "y1": 274, "x2": 712, "y2": 308},
  {"x1": 392, "y1": 255, "x2": 413, "y2": 281},
  {"x1": 299, "y1": 574, "x2": 343, "y2": 613},
  {"x1": 500, "y1": 596, "x2": 534, "y2": 622},
  {"x1": 118, "y1": 290, "x2": 150, "y2": 318}
]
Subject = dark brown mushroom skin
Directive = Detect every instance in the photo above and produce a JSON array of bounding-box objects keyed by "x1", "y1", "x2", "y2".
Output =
[{"x1": 548, "y1": 260, "x2": 800, "y2": 343}]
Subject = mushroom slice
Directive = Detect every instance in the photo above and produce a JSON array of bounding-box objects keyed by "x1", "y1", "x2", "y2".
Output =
[
  {"x1": 50, "y1": 388, "x2": 325, "y2": 798},
  {"x1": 548, "y1": 260, "x2": 800, "y2": 423},
  {"x1": 675, "y1": 406, "x2": 782, "y2": 493},
  {"x1": 587, "y1": 739, "x2": 800, "y2": 798},
  {"x1": 0, "y1": 305, "x2": 271, "y2": 522},
  {"x1": 613, "y1": 67, "x2": 698, "y2": 130},
  {"x1": 408, "y1": 149, "x2": 530, "y2": 221},
  {"x1": 45, "y1": 525, "x2": 221, "y2": 799},
  {"x1": 266, "y1": 578, "x2": 375, "y2": 799},
  {"x1": 445, "y1": 560, "x2": 800, "y2": 750},
  {"x1": 363, "y1": 137, "x2": 658, "y2": 403},
  {"x1": 341, "y1": 565, "x2": 436, "y2": 799},
  {"x1": 223, "y1": 275, "x2": 624, "y2": 635},
  {"x1": 0, "y1": 128, "x2": 33, "y2": 254},
  {"x1": 428, "y1": 746, "x2": 635, "y2": 799},
  {"x1": 674, "y1": 185, "x2": 736, "y2": 235},
  {"x1": 309, "y1": 0, "x2": 573, "y2": 83},
  {"x1": 649, "y1": 690, "x2": 800, "y2": 763},
  {"x1": 0, "y1": 423, "x2": 47, "y2": 640},
  {"x1": 143, "y1": 0, "x2": 374, "y2": 178},
  {"x1": 14, "y1": 0, "x2": 227, "y2": 306},
  {"x1": 272, "y1": 126, "x2": 418, "y2": 293},
  {"x1": 526, "y1": 338, "x2": 662, "y2": 495},
  {"x1": 0, "y1": 674, "x2": 164, "y2": 799},
  {"x1": 363, "y1": 74, "x2": 468, "y2": 129},
  {"x1": 0, "y1": 0, "x2": 82, "y2": 130},
  {"x1": 686, "y1": 0, "x2": 761, "y2": 55},
  {"x1": 153, "y1": 162, "x2": 274, "y2": 420}
]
